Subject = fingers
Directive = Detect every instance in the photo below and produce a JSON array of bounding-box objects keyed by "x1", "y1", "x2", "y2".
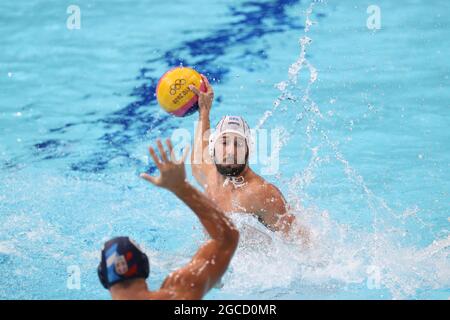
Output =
[
  {"x1": 149, "y1": 138, "x2": 188, "y2": 166},
  {"x1": 165, "y1": 138, "x2": 175, "y2": 161},
  {"x1": 140, "y1": 173, "x2": 160, "y2": 186},
  {"x1": 148, "y1": 147, "x2": 162, "y2": 169},
  {"x1": 189, "y1": 84, "x2": 201, "y2": 96},
  {"x1": 190, "y1": 75, "x2": 212, "y2": 96},
  {"x1": 165, "y1": 139, "x2": 189, "y2": 164},
  {"x1": 201, "y1": 74, "x2": 212, "y2": 92},
  {"x1": 181, "y1": 145, "x2": 190, "y2": 163},
  {"x1": 156, "y1": 139, "x2": 169, "y2": 162}
]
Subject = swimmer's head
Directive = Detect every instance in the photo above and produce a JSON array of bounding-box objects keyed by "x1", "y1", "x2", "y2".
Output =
[
  {"x1": 209, "y1": 116, "x2": 252, "y2": 177},
  {"x1": 98, "y1": 236, "x2": 149, "y2": 290},
  {"x1": 213, "y1": 132, "x2": 249, "y2": 176}
]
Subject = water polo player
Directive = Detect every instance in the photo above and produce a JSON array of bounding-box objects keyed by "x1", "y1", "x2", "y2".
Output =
[
  {"x1": 189, "y1": 76, "x2": 309, "y2": 241},
  {"x1": 98, "y1": 139, "x2": 239, "y2": 300}
]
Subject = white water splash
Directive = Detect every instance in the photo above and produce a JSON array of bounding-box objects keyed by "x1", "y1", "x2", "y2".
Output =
[
  {"x1": 257, "y1": 3, "x2": 320, "y2": 131},
  {"x1": 218, "y1": 209, "x2": 450, "y2": 299},
  {"x1": 246, "y1": 1, "x2": 450, "y2": 299}
]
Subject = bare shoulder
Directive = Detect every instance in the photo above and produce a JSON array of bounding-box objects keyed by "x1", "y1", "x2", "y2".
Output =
[
  {"x1": 157, "y1": 269, "x2": 203, "y2": 300},
  {"x1": 147, "y1": 288, "x2": 177, "y2": 300},
  {"x1": 160, "y1": 269, "x2": 186, "y2": 290},
  {"x1": 148, "y1": 271, "x2": 188, "y2": 299},
  {"x1": 246, "y1": 174, "x2": 287, "y2": 212},
  {"x1": 249, "y1": 173, "x2": 285, "y2": 200}
]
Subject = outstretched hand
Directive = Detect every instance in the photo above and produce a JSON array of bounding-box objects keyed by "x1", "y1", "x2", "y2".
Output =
[
  {"x1": 140, "y1": 139, "x2": 190, "y2": 193},
  {"x1": 189, "y1": 74, "x2": 214, "y2": 116}
]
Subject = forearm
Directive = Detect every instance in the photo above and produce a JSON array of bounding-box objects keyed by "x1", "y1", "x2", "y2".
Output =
[
  {"x1": 172, "y1": 182, "x2": 237, "y2": 241},
  {"x1": 192, "y1": 112, "x2": 211, "y2": 166}
]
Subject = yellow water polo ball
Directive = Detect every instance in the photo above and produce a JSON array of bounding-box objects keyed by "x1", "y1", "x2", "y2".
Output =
[{"x1": 156, "y1": 67, "x2": 206, "y2": 117}]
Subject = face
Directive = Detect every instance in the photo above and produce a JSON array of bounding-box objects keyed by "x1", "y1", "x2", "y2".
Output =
[{"x1": 213, "y1": 133, "x2": 248, "y2": 176}]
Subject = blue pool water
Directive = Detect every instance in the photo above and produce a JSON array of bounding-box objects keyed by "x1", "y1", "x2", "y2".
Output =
[{"x1": 0, "y1": 0, "x2": 449, "y2": 299}]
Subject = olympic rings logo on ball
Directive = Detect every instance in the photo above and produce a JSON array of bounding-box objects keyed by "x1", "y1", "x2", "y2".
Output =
[{"x1": 169, "y1": 79, "x2": 187, "y2": 95}]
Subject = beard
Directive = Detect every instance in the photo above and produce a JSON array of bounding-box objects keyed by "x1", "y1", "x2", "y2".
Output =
[
  {"x1": 214, "y1": 149, "x2": 249, "y2": 177},
  {"x1": 215, "y1": 162, "x2": 247, "y2": 177}
]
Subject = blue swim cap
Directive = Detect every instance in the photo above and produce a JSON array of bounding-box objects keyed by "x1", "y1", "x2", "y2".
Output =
[{"x1": 97, "y1": 236, "x2": 149, "y2": 289}]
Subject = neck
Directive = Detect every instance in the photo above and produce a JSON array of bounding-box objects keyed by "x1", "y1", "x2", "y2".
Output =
[
  {"x1": 218, "y1": 166, "x2": 251, "y2": 184},
  {"x1": 110, "y1": 279, "x2": 150, "y2": 300}
]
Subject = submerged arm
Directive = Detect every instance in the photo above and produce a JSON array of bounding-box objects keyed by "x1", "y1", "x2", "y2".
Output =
[{"x1": 258, "y1": 184, "x2": 310, "y2": 245}]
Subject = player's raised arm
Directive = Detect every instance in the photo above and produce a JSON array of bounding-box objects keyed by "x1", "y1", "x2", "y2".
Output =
[
  {"x1": 189, "y1": 75, "x2": 215, "y2": 187},
  {"x1": 141, "y1": 138, "x2": 239, "y2": 299}
]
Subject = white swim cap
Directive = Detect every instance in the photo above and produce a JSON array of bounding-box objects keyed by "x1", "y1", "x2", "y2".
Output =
[{"x1": 208, "y1": 116, "x2": 253, "y2": 158}]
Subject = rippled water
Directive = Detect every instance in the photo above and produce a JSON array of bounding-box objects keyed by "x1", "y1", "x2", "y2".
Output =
[{"x1": 0, "y1": 0, "x2": 449, "y2": 299}]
